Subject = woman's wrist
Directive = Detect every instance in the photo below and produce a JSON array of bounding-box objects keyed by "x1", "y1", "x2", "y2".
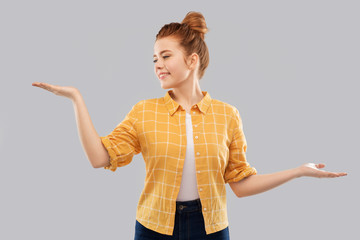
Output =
[
  {"x1": 293, "y1": 166, "x2": 304, "y2": 178},
  {"x1": 71, "y1": 89, "x2": 82, "y2": 102}
]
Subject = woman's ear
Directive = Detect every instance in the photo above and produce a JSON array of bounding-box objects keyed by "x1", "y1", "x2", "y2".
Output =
[{"x1": 187, "y1": 53, "x2": 199, "y2": 70}]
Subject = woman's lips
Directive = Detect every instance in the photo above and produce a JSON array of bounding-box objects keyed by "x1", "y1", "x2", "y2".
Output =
[{"x1": 159, "y1": 73, "x2": 170, "y2": 80}]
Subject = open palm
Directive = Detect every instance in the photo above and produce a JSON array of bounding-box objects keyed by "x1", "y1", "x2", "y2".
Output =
[
  {"x1": 32, "y1": 82, "x2": 78, "y2": 100},
  {"x1": 299, "y1": 163, "x2": 347, "y2": 178}
]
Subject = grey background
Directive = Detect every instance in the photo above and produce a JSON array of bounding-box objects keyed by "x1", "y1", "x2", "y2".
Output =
[{"x1": 1, "y1": 0, "x2": 359, "y2": 239}]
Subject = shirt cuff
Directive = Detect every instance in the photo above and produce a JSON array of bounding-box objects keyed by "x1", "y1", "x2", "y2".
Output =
[{"x1": 226, "y1": 167, "x2": 257, "y2": 183}]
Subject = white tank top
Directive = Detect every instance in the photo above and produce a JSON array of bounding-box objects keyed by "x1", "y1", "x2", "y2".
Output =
[{"x1": 176, "y1": 112, "x2": 200, "y2": 201}]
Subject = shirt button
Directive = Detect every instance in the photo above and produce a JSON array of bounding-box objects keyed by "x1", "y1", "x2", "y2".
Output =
[
  {"x1": 194, "y1": 124, "x2": 197, "y2": 127},
  {"x1": 199, "y1": 188, "x2": 203, "y2": 191},
  {"x1": 192, "y1": 111, "x2": 196, "y2": 114},
  {"x1": 204, "y1": 207, "x2": 207, "y2": 211},
  {"x1": 196, "y1": 152, "x2": 200, "y2": 156},
  {"x1": 197, "y1": 170, "x2": 200, "y2": 173},
  {"x1": 195, "y1": 136, "x2": 198, "y2": 139}
]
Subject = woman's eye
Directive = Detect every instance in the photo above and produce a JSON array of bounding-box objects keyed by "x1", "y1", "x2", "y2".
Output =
[{"x1": 153, "y1": 56, "x2": 169, "y2": 63}]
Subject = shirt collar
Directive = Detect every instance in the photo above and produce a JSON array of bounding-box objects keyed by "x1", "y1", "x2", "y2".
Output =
[{"x1": 164, "y1": 90, "x2": 212, "y2": 116}]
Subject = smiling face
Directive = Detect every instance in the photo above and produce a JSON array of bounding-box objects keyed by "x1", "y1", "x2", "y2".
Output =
[{"x1": 153, "y1": 36, "x2": 197, "y2": 89}]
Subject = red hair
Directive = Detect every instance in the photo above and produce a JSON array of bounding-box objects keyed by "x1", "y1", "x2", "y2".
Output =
[{"x1": 155, "y1": 11, "x2": 210, "y2": 80}]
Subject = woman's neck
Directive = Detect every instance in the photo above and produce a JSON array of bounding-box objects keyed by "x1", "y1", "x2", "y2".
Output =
[{"x1": 170, "y1": 78, "x2": 203, "y2": 112}]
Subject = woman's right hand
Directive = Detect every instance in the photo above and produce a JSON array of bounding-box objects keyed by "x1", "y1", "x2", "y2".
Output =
[{"x1": 32, "y1": 82, "x2": 79, "y2": 100}]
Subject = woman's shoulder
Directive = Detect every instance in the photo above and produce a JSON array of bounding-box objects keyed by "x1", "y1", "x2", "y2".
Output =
[
  {"x1": 131, "y1": 97, "x2": 163, "y2": 109},
  {"x1": 210, "y1": 97, "x2": 239, "y2": 114}
]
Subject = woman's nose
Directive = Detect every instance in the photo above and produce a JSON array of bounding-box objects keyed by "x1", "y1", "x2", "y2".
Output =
[{"x1": 155, "y1": 59, "x2": 164, "y2": 69}]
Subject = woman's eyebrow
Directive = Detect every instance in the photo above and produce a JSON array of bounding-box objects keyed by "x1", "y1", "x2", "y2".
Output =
[{"x1": 153, "y1": 50, "x2": 172, "y2": 57}]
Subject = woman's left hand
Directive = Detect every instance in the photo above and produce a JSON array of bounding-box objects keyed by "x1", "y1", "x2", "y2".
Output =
[{"x1": 297, "y1": 163, "x2": 347, "y2": 178}]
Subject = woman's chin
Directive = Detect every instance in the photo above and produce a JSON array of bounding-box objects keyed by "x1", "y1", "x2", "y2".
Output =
[{"x1": 160, "y1": 82, "x2": 173, "y2": 89}]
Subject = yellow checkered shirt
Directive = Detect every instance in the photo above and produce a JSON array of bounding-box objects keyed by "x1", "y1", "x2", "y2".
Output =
[{"x1": 100, "y1": 90, "x2": 257, "y2": 235}]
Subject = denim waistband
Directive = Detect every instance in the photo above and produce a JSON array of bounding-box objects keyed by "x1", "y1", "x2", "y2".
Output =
[{"x1": 175, "y1": 198, "x2": 202, "y2": 213}]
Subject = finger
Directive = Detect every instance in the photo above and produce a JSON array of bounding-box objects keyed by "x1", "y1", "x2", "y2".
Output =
[
  {"x1": 323, "y1": 171, "x2": 347, "y2": 178},
  {"x1": 315, "y1": 163, "x2": 326, "y2": 169},
  {"x1": 32, "y1": 82, "x2": 42, "y2": 87},
  {"x1": 329, "y1": 172, "x2": 340, "y2": 178},
  {"x1": 32, "y1": 82, "x2": 45, "y2": 87},
  {"x1": 34, "y1": 82, "x2": 53, "y2": 91},
  {"x1": 337, "y1": 172, "x2": 348, "y2": 177},
  {"x1": 319, "y1": 172, "x2": 337, "y2": 178}
]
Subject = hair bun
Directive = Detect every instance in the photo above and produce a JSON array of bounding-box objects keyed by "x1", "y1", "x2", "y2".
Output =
[{"x1": 181, "y1": 11, "x2": 209, "y2": 40}]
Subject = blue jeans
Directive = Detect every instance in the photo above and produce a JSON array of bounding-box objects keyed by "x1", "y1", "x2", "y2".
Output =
[{"x1": 134, "y1": 198, "x2": 230, "y2": 240}]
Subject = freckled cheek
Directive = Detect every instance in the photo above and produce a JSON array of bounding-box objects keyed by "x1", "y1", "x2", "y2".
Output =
[
  {"x1": 168, "y1": 62, "x2": 182, "y2": 74},
  {"x1": 164, "y1": 65, "x2": 175, "y2": 77}
]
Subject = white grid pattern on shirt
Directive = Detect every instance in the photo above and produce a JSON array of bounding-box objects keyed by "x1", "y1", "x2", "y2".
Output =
[{"x1": 100, "y1": 90, "x2": 257, "y2": 235}]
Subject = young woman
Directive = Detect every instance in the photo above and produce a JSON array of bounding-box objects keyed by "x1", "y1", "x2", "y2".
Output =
[{"x1": 32, "y1": 11, "x2": 347, "y2": 240}]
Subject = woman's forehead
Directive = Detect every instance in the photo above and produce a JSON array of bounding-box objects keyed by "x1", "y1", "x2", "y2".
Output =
[{"x1": 154, "y1": 37, "x2": 180, "y2": 54}]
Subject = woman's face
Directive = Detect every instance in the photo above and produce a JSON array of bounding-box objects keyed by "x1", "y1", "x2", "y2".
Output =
[{"x1": 153, "y1": 36, "x2": 193, "y2": 89}]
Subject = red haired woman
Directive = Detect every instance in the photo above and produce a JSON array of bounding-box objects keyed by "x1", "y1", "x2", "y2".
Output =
[{"x1": 32, "y1": 11, "x2": 347, "y2": 240}]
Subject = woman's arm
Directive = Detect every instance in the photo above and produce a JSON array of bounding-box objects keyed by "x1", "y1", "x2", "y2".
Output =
[
  {"x1": 32, "y1": 82, "x2": 110, "y2": 168},
  {"x1": 72, "y1": 92, "x2": 110, "y2": 168},
  {"x1": 228, "y1": 163, "x2": 347, "y2": 198}
]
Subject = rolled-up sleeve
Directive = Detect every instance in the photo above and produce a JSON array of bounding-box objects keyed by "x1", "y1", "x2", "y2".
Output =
[
  {"x1": 224, "y1": 107, "x2": 257, "y2": 183},
  {"x1": 100, "y1": 102, "x2": 141, "y2": 172}
]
